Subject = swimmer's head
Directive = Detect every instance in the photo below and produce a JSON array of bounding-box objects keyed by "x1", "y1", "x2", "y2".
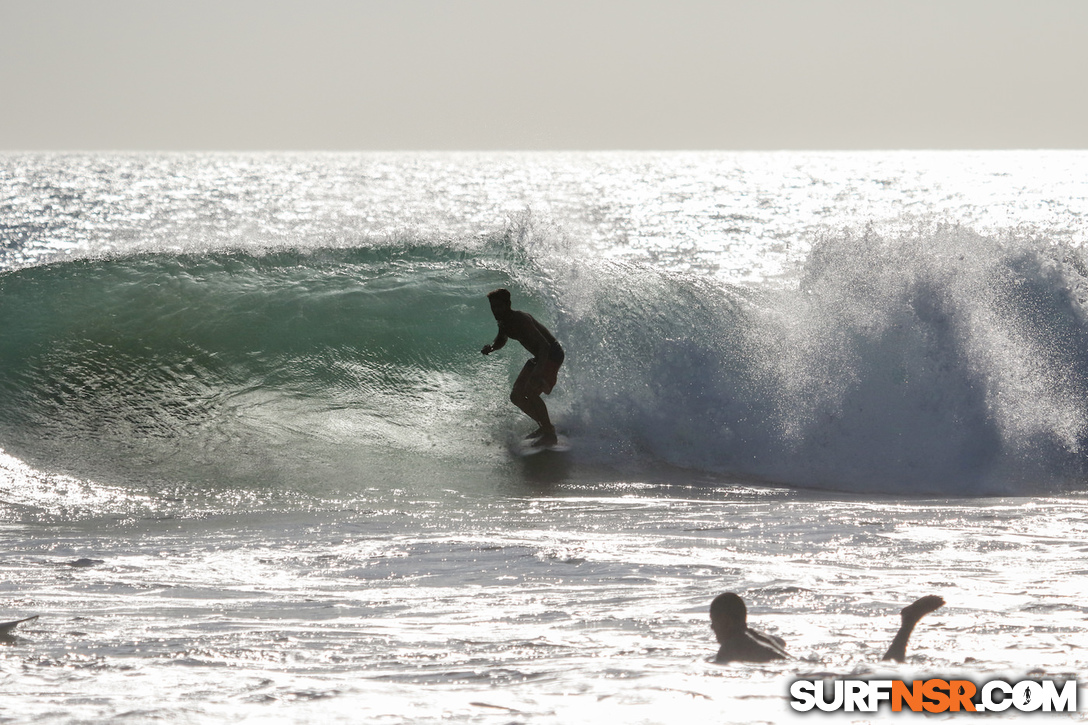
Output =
[
  {"x1": 487, "y1": 288, "x2": 512, "y2": 316},
  {"x1": 710, "y1": 592, "x2": 747, "y2": 641}
]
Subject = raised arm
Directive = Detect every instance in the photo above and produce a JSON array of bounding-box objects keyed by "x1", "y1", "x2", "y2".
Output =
[{"x1": 882, "y1": 595, "x2": 944, "y2": 662}]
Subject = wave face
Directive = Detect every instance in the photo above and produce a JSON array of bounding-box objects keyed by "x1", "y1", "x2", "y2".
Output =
[
  {"x1": 3, "y1": 224, "x2": 1088, "y2": 495},
  {"x1": 0, "y1": 241, "x2": 532, "y2": 493}
]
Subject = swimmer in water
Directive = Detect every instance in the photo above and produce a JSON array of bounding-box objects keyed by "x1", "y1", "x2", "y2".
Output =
[
  {"x1": 709, "y1": 593, "x2": 790, "y2": 663},
  {"x1": 710, "y1": 592, "x2": 944, "y2": 664}
]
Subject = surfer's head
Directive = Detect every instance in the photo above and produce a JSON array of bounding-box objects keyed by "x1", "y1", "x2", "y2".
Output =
[
  {"x1": 709, "y1": 592, "x2": 747, "y2": 641},
  {"x1": 487, "y1": 288, "x2": 512, "y2": 317}
]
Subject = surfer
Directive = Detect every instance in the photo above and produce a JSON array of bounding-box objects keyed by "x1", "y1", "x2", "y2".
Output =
[
  {"x1": 481, "y1": 288, "x2": 564, "y2": 446},
  {"x1": 710, "y1": 592, "x2": 944, "y2": 664}
]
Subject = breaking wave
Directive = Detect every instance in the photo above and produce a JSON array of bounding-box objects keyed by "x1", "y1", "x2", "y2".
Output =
[{"x1": 3, "y1": 224, "x2": 1088, "y2": 495}]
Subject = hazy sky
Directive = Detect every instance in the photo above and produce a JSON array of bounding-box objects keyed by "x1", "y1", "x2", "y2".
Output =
[{"x1": 2, "y1": 0, "x2": 1086, "y2": 151}]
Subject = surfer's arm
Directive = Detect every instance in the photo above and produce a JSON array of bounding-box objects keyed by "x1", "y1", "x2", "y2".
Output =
[
  {"x1": 481, "y1": 331, "x2": 507, "y2": 355},
  {"x1": 881, "y1": 595, "x2": 944, "y2": 662}
]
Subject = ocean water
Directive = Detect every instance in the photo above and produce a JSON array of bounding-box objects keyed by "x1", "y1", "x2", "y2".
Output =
[{"x1": 1, "y1": 151, "x2": 1087, "y2": 723}]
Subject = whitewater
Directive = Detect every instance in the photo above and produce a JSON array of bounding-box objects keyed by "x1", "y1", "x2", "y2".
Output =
[{"x1": 1, "y1": 152, "x2": 1087, "y2": 723}]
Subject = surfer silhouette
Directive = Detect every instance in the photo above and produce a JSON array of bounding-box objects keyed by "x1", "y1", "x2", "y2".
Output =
[
  {"x1": 481, "y1": 288, "x2": 564, "y2": 446},
  {"x1": 710, "y1": 592, "x2": 944, "y2": 663}
]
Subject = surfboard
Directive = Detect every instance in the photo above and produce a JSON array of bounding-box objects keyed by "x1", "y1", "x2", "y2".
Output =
[
  {"x1": 0, "y1": 615, "x2": 37, "y2": 635},
  {"x1": 513, "y1": 434, "x2": 571, "y2": 457}
]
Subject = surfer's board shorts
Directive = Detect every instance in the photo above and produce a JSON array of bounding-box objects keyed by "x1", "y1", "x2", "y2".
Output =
[
  {"x1": 526, "y1": 342, "x2": 564, "y2": 395},
  {"x1": 537, "y1": 357, "x2": 561, "y2": 394}
]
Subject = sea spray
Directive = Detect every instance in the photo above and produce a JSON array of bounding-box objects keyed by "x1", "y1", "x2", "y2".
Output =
[{"x1": 561, "y1": 224, "x2": 1088, "y2": 493}]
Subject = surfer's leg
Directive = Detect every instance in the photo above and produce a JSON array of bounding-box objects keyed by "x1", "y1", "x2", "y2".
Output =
[
  {"x1": 531, "y1": 417, "x2": 557, "y2": 446},
  {"x1": 512, "y1": 361, "x2": 555, "y2": 439},
  {"x1": 511, "y1": 383, "x2": 552, "y2": 429}
]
